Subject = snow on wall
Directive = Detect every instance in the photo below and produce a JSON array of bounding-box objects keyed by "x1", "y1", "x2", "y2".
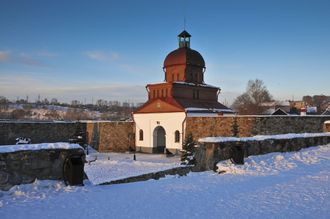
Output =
[
  {"x1": 195, "y1": 132, "x2": 330, "y2": 171},
  {"x1": 199, "y1": 132, "x2": 330, "y2": 143},
  {"x1": 0, "y1": 143, "x2": 82, "y2": 153},
  {"x1": 0, "y1": 143, "x2": 85, "y2": 191}
]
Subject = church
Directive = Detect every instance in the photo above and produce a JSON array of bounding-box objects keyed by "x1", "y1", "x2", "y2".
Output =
[{"x1": 133, "y1": 30, "x2": 233, "y2": 154}]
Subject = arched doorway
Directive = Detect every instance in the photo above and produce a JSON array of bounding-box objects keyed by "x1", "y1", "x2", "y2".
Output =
[{"x1": 153, "y1": 126, "x2": 166, "y2": 153}]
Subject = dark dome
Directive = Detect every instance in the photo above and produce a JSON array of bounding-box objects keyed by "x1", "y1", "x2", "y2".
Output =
[{"x1": 163, "y1": 47, "x2": 205, "y2": 68}]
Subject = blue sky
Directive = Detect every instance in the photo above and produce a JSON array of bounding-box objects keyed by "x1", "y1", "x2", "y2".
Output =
[{"x1": 0, "y1": 0, "x2": 329, "y2": 104}]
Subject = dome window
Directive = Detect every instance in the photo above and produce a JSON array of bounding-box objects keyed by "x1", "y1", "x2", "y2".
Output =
[{"x1": 178, "y1": 30, "x2": 191, "y2": 48}]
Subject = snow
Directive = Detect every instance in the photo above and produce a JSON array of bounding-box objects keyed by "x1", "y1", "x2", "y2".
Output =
[
  {"x1": 187, "y1": 113, "x2": 219, "y2": 117},
  {"x1": 216, "y1": 145, "x2": 328, "y2": 175},
  {"x1": 1, "y1": 144, "x2": 330, "y2": 218},
  {"x1": 185, "y1": 107, "x2": 234, "y2": 113},
  {"x1": 199, "y1": 132, "x2": 330, "y2": 143},
  {"x1": 84, "y1": 150, "x2": 181, "y2": 184},
  {"x1": 173, "y1": 81, "x2": 219, "y2": 89},
  {"x1": 0, "y1": 143, "x2": 83, "y2": 153}
]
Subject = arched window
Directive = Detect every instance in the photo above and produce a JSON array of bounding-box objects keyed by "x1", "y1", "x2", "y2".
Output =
[
  {"x1": 139, "y1": 129, "x2": 143, "y2": 141},
  {"x1": 175, "y1": 130, "x2": 180, "y2": 143}
]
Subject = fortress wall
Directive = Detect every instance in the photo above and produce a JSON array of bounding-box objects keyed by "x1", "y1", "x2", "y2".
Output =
[
  {"x1": 86, "y1": 121, "x2": 135, "y2": 152},
  {"x1": 0, "y1": 122, "x2": 83, "y2": 145},
  {"x1": 185, "y1": 116, "x2": 330, "y2": 141},
  {"x1": 0, "y1": 121, "x2": 135, "y2": 152}
]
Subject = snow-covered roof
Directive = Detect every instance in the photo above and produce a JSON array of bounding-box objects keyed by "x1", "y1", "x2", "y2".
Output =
[
  {"x1": 187, "y1": 113, "x2": 220, "y2": 117},
  {"x1": 173, "y1": 81, "x2": 219, "y2": 89},
  {"x1": 0, "y1": 143, "x2": 83, "y2": 153},
  {"x1": 199, "y1": 132, "x2": 330, "y2": 143},
  {"x1": 322, "y1": 110, "x2": 330, "y2": 115},
  {"x1": 185, "y1": 107, "x2": 234, "y2": 113}
]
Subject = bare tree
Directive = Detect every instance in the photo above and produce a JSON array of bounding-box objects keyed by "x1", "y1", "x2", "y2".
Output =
[
  {"x1": 64, "y1": 108, "x2": 90, "y2": 121},
  {"x1": 232, "y1": 79, "x2": 273, "y2": 115},
  {"x1": 0, "y1": 96, "x2": 9, "y2": 112}
]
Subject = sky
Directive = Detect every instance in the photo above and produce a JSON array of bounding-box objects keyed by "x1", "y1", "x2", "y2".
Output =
[{"x1": 0, "y1": 0, "x2": 329, "y2": 105}]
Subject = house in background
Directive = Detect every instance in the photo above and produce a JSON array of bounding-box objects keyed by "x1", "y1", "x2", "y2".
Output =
[
  {"x1": 133, "y1": 30, "x2": 233, "y2": 154},
  {"x1": 322, "y1": 109, "x2": 330, "y2": 116},
  {"x1": 262, "y1": 101, "x2": 291, "y2": 115},
  {"x1": 271, "y1": 108, "x2": 288, "y2": 115}
]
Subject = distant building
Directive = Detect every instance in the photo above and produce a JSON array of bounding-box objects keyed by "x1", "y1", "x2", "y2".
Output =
[
  {"x1": 322, "y1": 109, "x2": 330, "y2": 116},
  {"x1": 133, "y1": 30, "x2": 233, "y2": 153},
  {"x1": 272, "y1": 108, "x2": 288, "y2": 115},
  {"x1": 261, "y1": 101, "x2": 290, "y2": 115},
  {"x1": 289, "y1": 100, "x2": 305, "y2": 110}
]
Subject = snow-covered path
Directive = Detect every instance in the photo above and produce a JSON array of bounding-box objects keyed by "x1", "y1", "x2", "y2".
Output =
[
  {"x1": 1, "y1": 144, "x2": 330, "y2": 219},
  {"x1": 84, "y1": 152, "x2": 181, "y2": 184}
]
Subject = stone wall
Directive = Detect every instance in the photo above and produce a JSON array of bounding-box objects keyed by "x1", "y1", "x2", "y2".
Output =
[
  {"x1": 185, "y1": 116, "x2": 330, "y2": 141},
  {"x1": 0, "y1": 122, "x2": 84, "y2": 145},
  {"x1": 1, "y1": 116, "x2": 329, "y2": 153},
  {"x1": 194, "y1": 134, "x2": 330, "y2": 171},
  {"x1": 86, "y1": 121, "x2": 135, "y2": 152},
  {"x1": 0, "y1": 147, "x2": 85, "y2": 190},
  {"x1": 0, "y1": 121, "x2": 135, "y2": 152}
]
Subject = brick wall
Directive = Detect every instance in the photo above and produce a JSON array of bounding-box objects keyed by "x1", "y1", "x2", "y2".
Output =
[
  {"x1": 86, "y1": 121, "x2": 135, "y2": 152},
  {"x1": 185, "y1": 116, "x2": 330, "y2": 141}
]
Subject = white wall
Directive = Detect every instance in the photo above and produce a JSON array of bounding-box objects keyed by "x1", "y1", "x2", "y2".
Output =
[{"x1": 133, "y1": 112, "x2": 186, "y2": 151}]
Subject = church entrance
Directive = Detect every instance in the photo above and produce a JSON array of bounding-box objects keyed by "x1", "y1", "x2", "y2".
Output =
[{"x1": 153, "y1": 126, "x2": 166, "y2": 153}]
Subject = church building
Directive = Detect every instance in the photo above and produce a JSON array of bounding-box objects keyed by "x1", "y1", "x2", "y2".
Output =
[{"x1": 133, "y1": 30, "x2": 233, "y2": 153}]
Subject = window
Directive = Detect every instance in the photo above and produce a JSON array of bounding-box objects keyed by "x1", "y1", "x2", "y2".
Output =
[
  {"x1": 175, "y1": 130, "x2": 180, "y2": 143},
  {"x1": 139, "y1": 129, "x2": 143, "y2": 141},
  {"x1": 177, "y1": 73, "x2": 180, "y2": 80},
  {"x1": 153, "y1": 90, "x2": 155, "y2": 99}
]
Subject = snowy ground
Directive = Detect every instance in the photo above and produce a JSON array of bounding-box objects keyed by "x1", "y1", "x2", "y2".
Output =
[
  {"x1": 1, "y1": 144, "x2": 330, "y2": 218},
  {"x1": 84, "y1": 149, "x2": 181, "y2": 184}
]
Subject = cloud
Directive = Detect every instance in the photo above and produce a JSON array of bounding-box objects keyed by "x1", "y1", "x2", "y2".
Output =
[
  {"x1": 84, "y1": 50, "x2": 120, "y2": 62},
  {"x1": 0, "y1": 51, "x2": 10, "y2": 61},
  {"x1": 0, "y1": 50, "x2": 58, "y2": 66},
  {"x1": 0, "y1": 74, "x2": 146, "y2": 103},
  {"x1": 18, "y1": 53, "x2": 47, "y2": 67},
  {"x1": 36, "y1": 50, "x2": 58, "y2": 58}
]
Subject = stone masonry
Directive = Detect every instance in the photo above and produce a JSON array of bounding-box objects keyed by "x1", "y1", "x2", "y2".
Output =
[
  {"x1": 1, "y1": 116, "x2": 330, "y2": 153},
  {"x1": 194, "y1": 134, "x2": 330, "y2": 171},
  {"x1": 185, "y1": 116, "x2": 330, "y2": 141},
  {"x1": 0, "y1": 122, "x2": 85, "y2": 145},
  {"x1": 0, "y1": 147, "x2": 85, "y2": 190},
  {"x1": 86, "y1": 121, "x2": 135, "y2": 152}
]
